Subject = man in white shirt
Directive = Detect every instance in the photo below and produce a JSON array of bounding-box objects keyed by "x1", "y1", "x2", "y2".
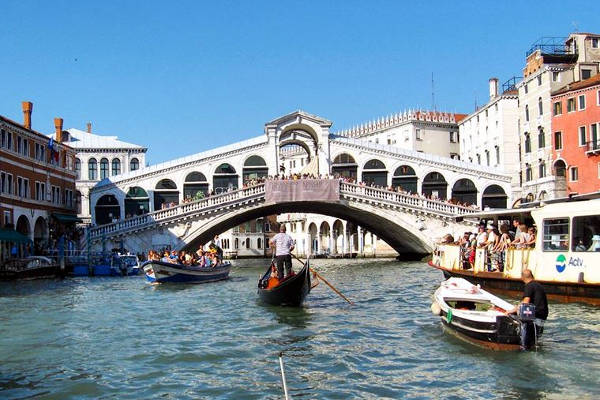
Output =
[
  {"x1": 269, "y1": 224, "x2": 295, "y2": 280},
  {"x1": 476, "y1": 224, "x2": 488, "y2": 247}
]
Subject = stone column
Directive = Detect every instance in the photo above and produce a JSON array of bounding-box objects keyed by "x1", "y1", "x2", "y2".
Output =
[
  {"x1": 306, "y1": 233, "x2": 311, "y2": 256},
  {"x1": 148, "y1": 190, "x2": 155, "y2": 212},
  {"x1": 358, "y1": 226, "x2": 364, "y2": 254},
  {"x1": 329, "y1": 230, "x2": 335, "y2": 255},
  {"x1": 343, "y1": 221, "x2": 348, "y2": 254}
]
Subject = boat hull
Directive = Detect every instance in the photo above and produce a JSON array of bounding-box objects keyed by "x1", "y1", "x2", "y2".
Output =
[
  {"x1": 142, "y1": 261, "x2": 231, "y2": 284},
  {"x1": 429, "y1": 261, "x2": 600, "y2": 306},
  {"x1": 257, "y1": 263, "x2": 311, "y2": 306}
]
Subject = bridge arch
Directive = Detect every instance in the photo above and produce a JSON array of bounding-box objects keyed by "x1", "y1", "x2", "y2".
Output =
[
  {"x1": 361, "y1": 159, "x2": 388, "y2": 186},
  {"x1": 182, "y1": 199, "x2": 435, "y2": 259},
  {"x1": 392, "y1": 165, "x2": 418, "y2": 193},
  {"x1": 213, "y1": 163, "x2": 239, "y2": 194},
  {"x1": 331, "y1": 152, "x2": 358, "y2": 180}
]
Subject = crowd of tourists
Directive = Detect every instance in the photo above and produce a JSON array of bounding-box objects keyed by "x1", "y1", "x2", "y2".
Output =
[
  {"x1": 439, "y1": 218, "x2": 536, "y2": 272},
  {"x1": 147, "y1": 236, "x2": 224, "y2": 268}
]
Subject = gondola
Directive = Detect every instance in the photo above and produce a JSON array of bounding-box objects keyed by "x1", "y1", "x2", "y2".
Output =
[
  {"x1": 257, "y1": 259, "x2": 311, "y2": 306},
  {"x1": 142, "y1": 260, "x2": 231, "y2": 284}
]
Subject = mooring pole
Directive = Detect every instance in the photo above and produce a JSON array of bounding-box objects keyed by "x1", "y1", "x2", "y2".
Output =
[{"x1": 278, "y1": 352, "x2": 290, "y2": 400}]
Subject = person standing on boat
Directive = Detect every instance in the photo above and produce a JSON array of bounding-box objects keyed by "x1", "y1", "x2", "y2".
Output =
[
  {"x1": 270, "y1": 224, "x2": 295, "y2": 280},
  {"x1": 509, "y1": 269, "x2": 548, "y2": 350}
]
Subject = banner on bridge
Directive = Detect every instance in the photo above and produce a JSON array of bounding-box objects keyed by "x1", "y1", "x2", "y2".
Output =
[{"x1": 265, "y1": 179, "x2": 339, "y2": 203}]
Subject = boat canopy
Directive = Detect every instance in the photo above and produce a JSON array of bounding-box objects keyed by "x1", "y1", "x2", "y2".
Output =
[{"x1": 456, "y1": 207, "x2": 537, "y2": 222}]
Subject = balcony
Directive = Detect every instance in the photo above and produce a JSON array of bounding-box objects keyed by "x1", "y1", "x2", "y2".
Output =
[{"x1": 586, "y1": 141, "x2": 600, "y2": 155}]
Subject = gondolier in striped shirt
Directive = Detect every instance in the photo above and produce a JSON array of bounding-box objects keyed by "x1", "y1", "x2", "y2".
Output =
[{"x1": 270, "y1": 224, "x2": 295, "y2": 280}]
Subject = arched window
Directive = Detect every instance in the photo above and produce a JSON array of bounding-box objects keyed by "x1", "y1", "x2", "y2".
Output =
[
  {"x1": 130, "y1": 158, "x2": 139, "y2": 171},
  {"x1": 245, "y1": 238, "x2": 251, "y2": 249},
  {"x1": 361, "y1": 159, "x2": 388, "y2": 186},
  {"x1": 392, "y1": 165, "x2": 417, "y2": 193},
  {"x1": 524, "y1": 133, "x2": 531, "y2": 153},
  {"x1": 125, "y1": 186, "x2": 150, "y2": 216},
  {"x1": 422, "y1": 172, "x2": 448, "y2": 199},
  {"x1": 257, "y1": 238, "x2": 262, "y2": 249},
  {"x1": 243, "y1": 156, "x2": 268, "y2": 183},
  {"x1": 482, "y1": 185, "x2": 508, "y2": 209},
  {"x1": 154, "y1": 179, "x2": 179, "y2": 209},
  {"x1": 554, "y1": 160, "x2": 566, "y2": 177},
  {"x1": 539, "y1": 160, "x2": 546, "y2": 178},
  {"x1": 525, "y1": 105, "x2": 529, "y2": 122},
  {"x1": 538, "y1": 97, "x2": 543, "y2": 115},
  {"x1": 451, "y1": 178, "x2": 477, "y2": 205},
  {"x1": 213, "y1": 163, "x2": 238, "y2": 193},
  {"x1": 111, "y1": 158, "x2": 121, "y2": 176},
  {"x1": 100, "y1": 158, "x2": 109, "y2": 179},
  {"x1": 332, "y1": 153, "x2": 357, "y2": 180},
  {"x1": 74, "y1": 158, "x2": 81, "y2": 179},
  {"x1": 184, "y1": 172, "x2": 209, "y2": 200},
  {"x1": 88, "y1": 158, "x2": 97, "y2": 180}
]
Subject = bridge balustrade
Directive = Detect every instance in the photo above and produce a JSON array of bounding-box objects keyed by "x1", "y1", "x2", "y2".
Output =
[{"x1": 89, "y1": 180, "x2": 476, "y2": 241}]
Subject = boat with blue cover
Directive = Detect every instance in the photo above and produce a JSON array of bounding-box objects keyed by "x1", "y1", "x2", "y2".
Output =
[{"x1": 142, "y1": 260, "x2": 231, "y2": 283}]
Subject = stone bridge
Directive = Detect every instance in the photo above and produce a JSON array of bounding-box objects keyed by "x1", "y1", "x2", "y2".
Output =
[{"x1": 88, "y1": 180, "x2": 477, "y2": 259}]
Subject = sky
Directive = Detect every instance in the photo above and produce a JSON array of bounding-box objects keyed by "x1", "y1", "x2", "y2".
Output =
[{"x1": 2, "y1": 0, "x2": 599, "y2": 165}]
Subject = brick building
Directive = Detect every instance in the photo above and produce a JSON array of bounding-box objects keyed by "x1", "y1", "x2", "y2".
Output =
[
  {"x1": 551, "y1": 74, "x2": 600, "y2": 195},
  {"x1": 1, "y1": 102, "x2": 78, "y2": 260}
]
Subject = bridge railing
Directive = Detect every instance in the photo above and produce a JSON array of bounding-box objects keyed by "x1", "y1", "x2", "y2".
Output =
[
  {"x1": 339, "y1": 183, "x2": 477, "y2": 215},
  {"x1": 89, "y1": 184, "x2": 266, "y2": 240},
  {"x1": 89, "y1": 180, "x2": 476, "y2": 240}
]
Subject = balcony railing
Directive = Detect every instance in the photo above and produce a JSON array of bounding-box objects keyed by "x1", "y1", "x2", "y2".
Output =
[{"x1": 586, "y1": 140, "x2": 600, "y2": 155}]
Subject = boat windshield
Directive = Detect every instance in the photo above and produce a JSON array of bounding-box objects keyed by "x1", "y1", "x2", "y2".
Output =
[{"x1": 444, "y1": 299, "x2": 494, "y2": 312}]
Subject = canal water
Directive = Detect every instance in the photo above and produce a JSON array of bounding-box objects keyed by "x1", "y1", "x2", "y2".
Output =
[{"x1": 1, "y1": 259, "x2": 599, "y2": 399}]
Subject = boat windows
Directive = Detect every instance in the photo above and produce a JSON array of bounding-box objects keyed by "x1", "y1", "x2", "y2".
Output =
[
  {"x1": 445, "y1": 299, "x2": 492, "y2": 312},
  {"x1": 571, "y1": 215, "x2": 600, "y2": 252},
  {"x1": 542, "y1": 218, "x2": 569, "y2": 251}
]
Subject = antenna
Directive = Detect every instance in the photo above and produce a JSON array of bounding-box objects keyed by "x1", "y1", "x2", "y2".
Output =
[{"x1": 431, "y1": 72, "x2": 436, "y2": 111}]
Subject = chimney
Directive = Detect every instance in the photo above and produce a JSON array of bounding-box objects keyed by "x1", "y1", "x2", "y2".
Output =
[
  {"x1": 489, "y1": 78, "x2": 499, "y2": 99},
  {"x1": 22, "y1": 101, "x2": 33, "y2": 130},
  {"x1": 54, "y1": 118, "x2": 64, "y2": 143},
  {"x1": 86, "y1": 122, "x2": 92, "y2": 133}
]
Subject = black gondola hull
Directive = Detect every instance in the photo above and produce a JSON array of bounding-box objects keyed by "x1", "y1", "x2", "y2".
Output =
[{"x1": 257, "y1": 262, "x2": 311, "y2": 306}]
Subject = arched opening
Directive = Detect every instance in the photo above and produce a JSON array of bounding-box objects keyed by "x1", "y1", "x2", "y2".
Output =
[
  {"x1": 75, "y1": 158, "x2": 81, "y2": 179},
  {"x1": 482, "y1": 185, "x2": 508, "y2": 209},
  {"x1": 308, "y1": 223, "x2": 318, "y2": 255},
  {"x1": 16, "y1": 215, "x2": 30, "y2": 237},
  {"x1": 154, "y1": 179, "x2": 179, "y2": 209},
  {"x1": 332, "y1": 153, "x2": 358, "y2": 181},
  {"x1": 525, "y1": 193, "x2": 535, "y2": 203},
  {"x1": 243, "y1": 156, "x2": 268, "y2": 184},
  {"x1": 362, "y1": 159, "x2": 388, "y2": 186},
  {"x1": 422, "y1": 172, "x2": 448, "y2": 200},
  {"x1": 554, "y1": 159, "x2": 566, "y2": 177},
  {"x1": 332, "y1": 219, "x2": 344, "y2": 254},
  {"x1": 130, "y1": 158, "x2": 140, "y2": 171},
  {"x1": 392, "y1": 165, "x2": 417, "y2": 193},
  {"x1": 111, "y1": 158, "x2": 121, "y2": 176},
  {"x1": 125, "y1": 187, "x2": 150, "y2": 217},
  {"x1": 538, "y1": 190, "x2": 547, "y2": 201},
  {"x1": 99, "y1": 158, "x2": 109, "y2": 180},
  {"x1": 213, "y1": 163, "x2": 238, "y2": 194},
  {"x1": 75, "y1": 191, "x2": 82, "y2": 214},
  {"x1": 88, "y1": 158, "x2": 97, "y2": 180},
  {"x1": 279, "y1": 143, "x2": 311, "y2": 175},
  {"x1": 184, "y1": 172, "x2": 209, "y2": 201},
  {"x1": 95, "y1": 194, "x2": 120, "y2": 225},
  {"x1": 34, "y1": 216, "x2": 47, "y2": 248},
  {"x1": 319, "y1": 221, "x2": 330, "y2": 254},
  {"x1": 451, "y1": 178, "x2": 477, "y2": 206}
]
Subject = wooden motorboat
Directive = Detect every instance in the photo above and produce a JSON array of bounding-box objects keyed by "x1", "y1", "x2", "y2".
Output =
[
  {"x1": 431, "y1": 277, "x2": 522, "y2": 351},
  {"x1": 257, "y1": 260, "x2": 311, "y2": 306},
  {"x1": 0, "y1": 256, "x2": 59, "y2": 280},
  {"x1": 142, "y1": 260, "x2": 231, "y2": 284}
]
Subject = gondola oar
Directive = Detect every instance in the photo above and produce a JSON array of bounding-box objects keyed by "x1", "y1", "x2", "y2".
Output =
[{"x1": 291, "y1": 254, "x2": 354, "y2": 305}]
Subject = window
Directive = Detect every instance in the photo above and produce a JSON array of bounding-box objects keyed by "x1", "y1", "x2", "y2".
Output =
[
  {"x1": 570, "y1": 167, "x2": 578, "y2": 182},
  {"x1": 416, "y1": 129, "x2": 422, "y2": 140},
  {"x1": 538, "y1": 129, "x2": 545, "y2": 148},
  {"x1": 22, "y1": 139, "x2": 29, "y2": 156},
  {"x1": 592, "y1": 123, "x2": 599, "y2": 146},
  {"x1": 552, "y1": 71, "x2": 560, "y2": 82},
  {"x1": 5, "y1": 174, "x2": 13, "y2": 194},
  {"x1": 567, "y1": 98, "x2": 576, "y2": 112},
  {"x1": 554, "y1": 131, "x2": 562, "y2": 150},
  {"x1": 581, "y1": 69, "x2": 591, "y2": 80},
  {"x1": 3, "y1": 210, "x2": 11, "y2": 226},
  {"x1": 0, "y1": 129, "x2": 5, "y2": 148},
  {"x1": 539, "y1": 161, "x2": 546, "y2": 178},
  {"x1": 449, "y1": 131, "x2": 457, "y2": 143},
  {"x1": 524, "y1": 83, "x2": 528, "y2": 94},
  {"x1": 525, "y1": 105, "x2": 530, "y2": 121},
  {"x1": 35, "y1": 182, "x2": 46, "y2": 201},
  {"x1": 0, "y1": 172, "x2": 5, "y2": 193},
  {"x1": 572, "y1": 215, "x2": 600, "y2": 251},
  {"x1": 130, "y1": 158, "x2": 139, "y2": 171},
  {"x1": 245, "y1": 238, "x2": 250, "y2": 249},
  {"x1": 495, "y1": 145, "x2": 500, "y2": 165},
  {"x1": 257, "y1": 238, "x2": 262, "y2": 249},
  {"x1": 537, "y1": 75, "x2": 542, "y2": 86},
  {"x1": 543, "y1": 218, "x2": 569, "y2": 251},
  {"x1": 578, "y1": 95, "x2": 586, "y2": 110},
  {"x1": 88, "y1": 158, "x2": 98, "y2": 180},
  {"x1": 112, "y1": 158, "x2": 121, "y2": 176},
  {"x1": 100, "y1": 158, "x2": 109, "y2": 179},
  {"x1": 35, "y1": 143, "x2": 46, "y2": 161},
  {"x1": 525, "y1": 164, "x2": 532, "y2": 181},
  {"x1": 17, "y1": 136, "x2": 22, "y2": 154},
  {"x1": 598, "y1": 90, "x2": 600, "y2": 106},
  {"x1": 593, "y1": 38, "x2": 599, "y2": 48},
  {"x1": 538, "y1": 97, "x2": 543, "y2": 116},
  {"x1": 579, "y1": 126, "x2": 587, "y2": 146},
  {"x1": 553, "y1": 101, "x2": 562, "y2": 115},
  {"x1": 476, "y1": 154, "x2": 481, "y2": 165},
  {"x1": 485, "y1": 150, "x2": 490, "y2": 166},
  {"x1": 75, "y1": 158, "x2": 81, "y2": 179},
  {"x1": 524, "y1": 133, "x2": 531, "y2": 153}
]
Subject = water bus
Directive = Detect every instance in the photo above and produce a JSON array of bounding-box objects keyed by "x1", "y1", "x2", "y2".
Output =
[{"x1": 429, "y1": 196, "x2": 600, "y2": 305}]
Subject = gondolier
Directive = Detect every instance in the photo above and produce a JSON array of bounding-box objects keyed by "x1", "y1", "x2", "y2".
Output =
[{"x1": 270, "y1": 224, "x2": 295, "y2": 280}]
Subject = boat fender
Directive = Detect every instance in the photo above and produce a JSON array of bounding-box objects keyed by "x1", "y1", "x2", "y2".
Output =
[{"x1": 431, "y1": 302, "x2": 442, "y2": 316}]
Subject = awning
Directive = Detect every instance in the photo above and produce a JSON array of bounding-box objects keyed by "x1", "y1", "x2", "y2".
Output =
[
  {"x1": 0, "y1": 229, "x2": 32, "y2": 243},
  {"x1": 51, "y1": 213, "x2": 82, "y2": 223}
]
